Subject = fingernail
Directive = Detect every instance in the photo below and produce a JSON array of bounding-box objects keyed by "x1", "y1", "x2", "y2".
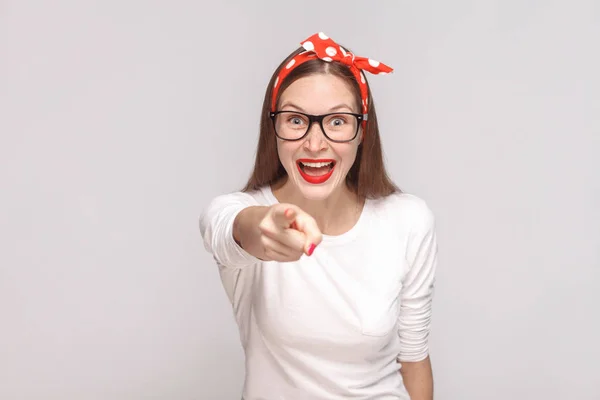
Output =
[{"x1": 307, "y1": 243, "x2": 316, "y2": 256}]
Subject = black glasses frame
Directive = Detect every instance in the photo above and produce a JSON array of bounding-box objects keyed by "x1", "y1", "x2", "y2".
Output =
[{"x1": 269, "y1": 110, "x2": 367, "y2": 143}]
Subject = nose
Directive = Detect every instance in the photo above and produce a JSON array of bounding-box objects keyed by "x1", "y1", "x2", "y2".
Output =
[{"x1": 303, "y1": 121, "x2": 328, "y2": 152}]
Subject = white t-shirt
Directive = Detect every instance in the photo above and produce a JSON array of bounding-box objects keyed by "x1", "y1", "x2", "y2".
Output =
[{"x1": 199, "y1": 185, "x2": 438, "y2": 400}]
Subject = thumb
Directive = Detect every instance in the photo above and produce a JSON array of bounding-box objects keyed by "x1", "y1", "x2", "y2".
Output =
[
  {"x1": 304, "y1": 232, "x2": 322, "y2": 256},
  {"x1": 293, "y1": 213, "x2": 323, "y2": 256}
]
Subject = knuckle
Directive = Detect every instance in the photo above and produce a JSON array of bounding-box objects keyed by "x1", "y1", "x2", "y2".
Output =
[
  {"x1": 258, "y1": 218, "x2": 270, "y2": 230},
  {"x1": 259, "y1": 225, "x2": 276, "y2": 238}
]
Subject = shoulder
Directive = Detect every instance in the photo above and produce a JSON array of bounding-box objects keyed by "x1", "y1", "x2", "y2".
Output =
[
  {"x1": 369, "y1": 191, "x2": 436, "y2": 234},
  {"x1": 205, "y1": 186, "x2": 273, "y2": 208}
]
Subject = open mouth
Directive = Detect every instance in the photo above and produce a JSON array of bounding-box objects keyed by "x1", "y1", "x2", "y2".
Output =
[{"x1": 296, "y1": 159, "x2": 336, "y2": 184}]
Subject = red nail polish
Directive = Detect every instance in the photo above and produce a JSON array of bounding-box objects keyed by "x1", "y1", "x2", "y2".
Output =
[{"x1": 307, "y1": 243, "x2": 316, "y2": 256}]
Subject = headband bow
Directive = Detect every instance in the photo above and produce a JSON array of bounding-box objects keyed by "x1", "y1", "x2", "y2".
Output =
[{"x1": 271, "y1": 32, "x2": 393, "y2": 116}]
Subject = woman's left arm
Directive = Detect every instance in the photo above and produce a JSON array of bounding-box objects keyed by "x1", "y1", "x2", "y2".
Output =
[
  {"x1": 397, "y1": 199, "x2": 438, "y2": 400},
  {"x1": 400, "y1": 356, "x2": 433, "y2": 400}
]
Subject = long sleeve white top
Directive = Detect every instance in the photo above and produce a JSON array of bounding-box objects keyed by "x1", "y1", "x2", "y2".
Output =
[{"x1": 199, "y1": 185, "x2": 438, "y2": 400}]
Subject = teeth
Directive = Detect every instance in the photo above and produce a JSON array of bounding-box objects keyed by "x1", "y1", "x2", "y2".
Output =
[{"x1": 300, "y1": 161, "x2": 333, "y2": 168}]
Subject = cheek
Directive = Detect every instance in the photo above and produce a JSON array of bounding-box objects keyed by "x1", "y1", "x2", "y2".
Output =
[
  {"x1": 276, "y1": 141, "x2": 286, "y2": 159},
  {"x1": 276, "y1": 142, "x2": 297, "y2": 168},
  {"x1": 336, "y1": 143, "x2": 360, "y2": 167}
]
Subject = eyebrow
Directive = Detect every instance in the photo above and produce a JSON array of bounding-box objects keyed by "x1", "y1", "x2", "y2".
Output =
[{"x1": 280, "y1": 102, "x2": 356, "y2": 113}]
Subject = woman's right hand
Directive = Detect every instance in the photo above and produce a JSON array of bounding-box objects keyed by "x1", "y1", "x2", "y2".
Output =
[{"x1": 257, "y1": 204, "x2": 323, "y2": 262}]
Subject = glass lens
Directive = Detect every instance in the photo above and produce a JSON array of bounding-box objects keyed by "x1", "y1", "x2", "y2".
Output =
[
  {"x1": 322, "y1": 113, "x2": 357, "y2": 141},
  {"x1": 273, "y1": 112, "x2": 357, "y2": 141},
  {"x1": 273, "y1": 112, "x2": 310, "y2": 140}
]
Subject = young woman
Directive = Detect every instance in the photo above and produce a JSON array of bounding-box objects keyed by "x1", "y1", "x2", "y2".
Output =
[{"x1": 200, "y1": 32, "x2": 438, "y2": 400}]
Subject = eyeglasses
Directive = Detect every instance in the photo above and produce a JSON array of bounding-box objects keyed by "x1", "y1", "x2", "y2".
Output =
[{"x1": 269, "y1": 111, "x2": 367, "y2": 143}]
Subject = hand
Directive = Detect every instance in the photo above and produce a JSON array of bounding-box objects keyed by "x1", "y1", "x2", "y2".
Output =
[{"x1": 257, "y1": 204, "x2": 323, "y2": 262}]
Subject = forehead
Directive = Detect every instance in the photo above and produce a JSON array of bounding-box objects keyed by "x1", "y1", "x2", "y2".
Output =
[{"x1": 279, "y1": 73, "x2": 358, "y2": 112}]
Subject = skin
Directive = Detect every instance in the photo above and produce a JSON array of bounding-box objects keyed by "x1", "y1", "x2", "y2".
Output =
[
  {"x1": 272, "y1": 73, "x2": 364, "y2": 236},
  {"x1": 233, "y1": 72, "x2": 433, "y2": 399},
  {"x1": 401, "y1": 356, "x2": 434, "y2": 400}
]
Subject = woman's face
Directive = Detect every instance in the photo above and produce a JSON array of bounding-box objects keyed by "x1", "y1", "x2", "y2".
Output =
[{"x1": 276, "y1": 73, "x2": 362, "y2": 201}]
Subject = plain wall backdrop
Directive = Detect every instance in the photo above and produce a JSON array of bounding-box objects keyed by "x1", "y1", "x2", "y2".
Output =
[{"x1": 1, "y1": 1, "x2": 599, "y2": 399}]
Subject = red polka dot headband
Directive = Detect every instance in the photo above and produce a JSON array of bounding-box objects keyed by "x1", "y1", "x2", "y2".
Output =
[{"x1": 271, "y1": 32, "x2": 394, "y2": 116}]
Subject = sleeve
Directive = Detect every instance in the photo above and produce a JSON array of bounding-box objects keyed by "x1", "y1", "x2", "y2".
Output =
[
  {"x1": 397, "y1": 202, "x2": 438, "y2": 362},
  {"x1": 199, "y1": 191, "x2": 262, "y2": 270}
]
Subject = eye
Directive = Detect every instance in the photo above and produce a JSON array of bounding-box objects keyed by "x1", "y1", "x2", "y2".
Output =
[
  {"x1": 286, "y1": 114, "x2": 307, "y2": 125},
  {"x1": 326, "y1": 115, "x2": 349, "y2": 127}
]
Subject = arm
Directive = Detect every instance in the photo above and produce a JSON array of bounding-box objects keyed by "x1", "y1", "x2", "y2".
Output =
[
  {"x1": 200, "y1": 193, "x2": 321, "y2": 266},
  {"x1": 397, "y1": 201, "x2": 438, "y2": 400},
  {"x1": 233, "y1": 205, "x2": 270, "y2": 260},
  {"x1": 199, "y1": 192, "x2": 263, "y2": 269},
  {"x1": 235, "y1": 203, "x2": 323, "y2": 261},
  {"x1": 400, "y1": 356, "x2": 433, "y2": 400}
]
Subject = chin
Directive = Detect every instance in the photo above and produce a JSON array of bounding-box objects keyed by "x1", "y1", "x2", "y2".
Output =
[
  {"x1": 292, "y1": 173, "x2": 346, "y2": 201},
  {"x1": 297, "y1": 184, "x2": 336, "y2": 201}
]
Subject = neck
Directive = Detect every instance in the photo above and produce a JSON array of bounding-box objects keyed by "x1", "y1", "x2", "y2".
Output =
[{"x1": 272, "y1": 177, "x2": 362, "y2": 235}]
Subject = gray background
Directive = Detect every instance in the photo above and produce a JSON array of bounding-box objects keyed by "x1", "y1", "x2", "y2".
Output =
[{"x1": 1, "y1": 1, "x2": 599, "y2": 399}]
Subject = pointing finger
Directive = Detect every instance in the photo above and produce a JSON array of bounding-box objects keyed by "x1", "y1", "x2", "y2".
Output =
[{"x1": 273, "y1": 206, "x2": 297, "y2": 228}]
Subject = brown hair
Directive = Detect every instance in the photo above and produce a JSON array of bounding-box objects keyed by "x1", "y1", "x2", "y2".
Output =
[{"x1": 241, "y1": 47, "x2": 400, "y2": 199}]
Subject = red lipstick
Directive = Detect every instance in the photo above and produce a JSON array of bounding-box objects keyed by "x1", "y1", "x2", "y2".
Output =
[{"x1": 296, "y1": 158, "x2": 336, "y2": 184}]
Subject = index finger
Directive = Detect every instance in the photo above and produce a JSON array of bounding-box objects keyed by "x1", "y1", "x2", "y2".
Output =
[{"x1": 272, "y1": 206, "x2": 297, "y2": 228}]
